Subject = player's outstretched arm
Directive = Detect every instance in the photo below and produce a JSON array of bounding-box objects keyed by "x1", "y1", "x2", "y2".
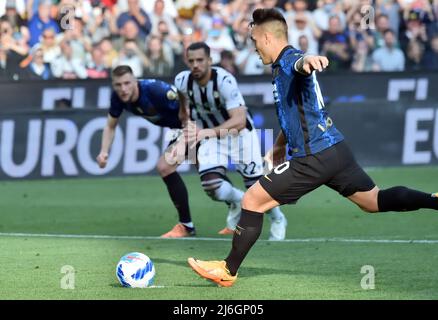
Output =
[
  {"x1": 97, "y1": 115, "x2": 118, "y2": 168},
  {"x1": 295, "y1": 55, "x2": 329, "y2": 75}
]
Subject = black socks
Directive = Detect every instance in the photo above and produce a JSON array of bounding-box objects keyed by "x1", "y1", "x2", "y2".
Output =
[
  {"x1": 378, "y1": 186, "x2": 438, "y2": 212},
  {"x1": 225, "y1": 209, "x2": 264, "y2": 275},
  {"x1": 162, "y1": 172, "x2": 192, "y2": 225}
]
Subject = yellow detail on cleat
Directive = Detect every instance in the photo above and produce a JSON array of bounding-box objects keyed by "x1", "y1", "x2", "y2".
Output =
[{"x1": 188, "y1": 257, "x2": 237, "y2": 287}]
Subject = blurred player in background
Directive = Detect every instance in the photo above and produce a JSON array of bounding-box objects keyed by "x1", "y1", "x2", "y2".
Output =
[
  {"x1": 96, "y1": 65, "x2": 196, "y2": 238},
  {"x1": 188, "y1": 8, "x2": 438, "y2": 287},
  {"x1": 175, "y1": 42, "x2": 287, "y2": 241}
]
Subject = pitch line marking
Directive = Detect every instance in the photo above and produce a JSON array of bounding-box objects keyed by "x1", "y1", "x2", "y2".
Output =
[{"x1": 1, "y1": 232, "x2": 438, "y2": 244}]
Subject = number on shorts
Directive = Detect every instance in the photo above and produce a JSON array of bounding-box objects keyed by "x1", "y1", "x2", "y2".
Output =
[
  {"x1": 243, "y1": 161, "x2": 257, "y2": 176},
  {"x1": 274, "y1": 161, "x2": 290, "y2": 174}
]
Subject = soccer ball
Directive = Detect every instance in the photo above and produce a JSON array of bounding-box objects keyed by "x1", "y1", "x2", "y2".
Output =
[{"x1": 116, "y1": 252, "x2": 155, "y2": 288}]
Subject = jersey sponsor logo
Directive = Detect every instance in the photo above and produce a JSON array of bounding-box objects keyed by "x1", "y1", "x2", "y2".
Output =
[{"x1": 166, "y1": 89, "x2": 178, "y2": 100}]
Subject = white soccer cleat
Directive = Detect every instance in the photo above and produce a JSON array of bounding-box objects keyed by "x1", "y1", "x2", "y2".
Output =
[
  {"x1": 224, "y1": 201, "x2": 241, "y2": 231},
  {"x1": 268, "y1": 211, "x2": 287, "y2": 241}
]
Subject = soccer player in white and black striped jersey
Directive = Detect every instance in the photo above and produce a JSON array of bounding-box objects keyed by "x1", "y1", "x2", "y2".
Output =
[{"x1": 174, "y1": 42, "x2": 287, "y2": 240}]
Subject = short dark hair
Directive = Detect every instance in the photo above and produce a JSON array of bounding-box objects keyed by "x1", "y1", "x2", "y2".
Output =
[
  {"x1": 112, "y1": 65, "x2": 133, "y2": 78},
  {"x1": 250, "y1": 8, "x2": 288, "y2": 39},
  {"x1": 250, "y1": 8, "x2": 287, "y2": 28},
  {"x1": 186, "y1": 42, "x2": 210, "y2": 56}
]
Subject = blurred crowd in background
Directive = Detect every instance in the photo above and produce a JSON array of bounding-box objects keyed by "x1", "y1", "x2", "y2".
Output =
[{"x1": 1, "y1": 0, "x2": 438, "y2": 81}]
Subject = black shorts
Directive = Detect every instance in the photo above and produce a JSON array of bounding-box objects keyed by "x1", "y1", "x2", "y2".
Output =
[{"x1": 259, "y1": 141, "x2": 375, "y2": 205}]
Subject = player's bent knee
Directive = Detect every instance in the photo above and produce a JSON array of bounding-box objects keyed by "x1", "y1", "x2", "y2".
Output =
[
  {"x1": 200, "y1": 175, "x2": 227, "y2": 201},
  {"x1": 242, "y1": 182, "x2": 278, "y2": 212},
  {"x1": 156, "y1": 157, "x2": 176, "y2": 177}
]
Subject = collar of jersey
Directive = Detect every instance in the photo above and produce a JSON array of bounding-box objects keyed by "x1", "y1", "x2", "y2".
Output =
[{"x1": 272, "y1": 45, "x2": 295, "y2": 67}]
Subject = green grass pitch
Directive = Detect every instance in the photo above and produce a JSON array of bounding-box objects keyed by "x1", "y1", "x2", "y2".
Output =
[{"x1": 0, "y1": 166, "x2": 437, "y2": 300}]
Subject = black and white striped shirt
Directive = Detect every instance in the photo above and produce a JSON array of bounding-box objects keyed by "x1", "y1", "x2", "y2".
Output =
[{"x1": 174, "y1": 67, "x2": 254, "y2": 130}]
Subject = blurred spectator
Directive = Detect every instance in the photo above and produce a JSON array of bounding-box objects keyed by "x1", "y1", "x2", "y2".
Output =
[
  {"x1": 20, "y1": 46, "x2": 53, "y2": 79},
  {"x1": 232, "y1": 17, "x2": 252, "y2": 52},
  {"x1": 38, "y1": 26, "x2": 60, "y2": 64},
  {"x1": 112, "y1": 39, "x2": 147, "y2": 77},
  {"x1": 372, "y1": 29, "x2": 405, "y2": 71},
  {"x1": 347, "y1": 10, "x2": 374, "y2": 50},
  {"x1": 399, "y1": 10, "x2": 429, "y2": 53},
  {"x1": 100, "y1": 36, "x2": 118, "y2": 69},
  {"x1": 150, "y1": 0, "x2": 179, "y2": 37},
  {"x1": 284, "y1": 0, "x2": 313, "y2": 25},
  {"x1": 261, "y1": 0, "x2": 284, "y2": 13},
  {"x1": 173, "y1": 28, "x2": 195, "y2": 72},
  {"x1": 0, "y1": 19, "x2": 28, "y2": 55},
  {"x1": 116, "y1": 0, "x2": 152, "y2": 39},
  {"x1": 351, "y1": 39, "x2": 373, "y2": 72},
  {"x1": 51, "y1": 39, "x2": 88, "y2": 79},
  {"x1": 158, "y1": 19, "x2": 183, "y2": 57},
  {"x1": 313, "y1": 0, "x2": 347, "y2": 31},
  {"x1": 405, "y1": 39, "x2": 425, "y2": 70},
  {"x1": 85, "y1": 3, "x2": 112, "y2": 44},
  {"x1": 235, "y1": 46, "x2": 270, "y2": 75},
  {"x1": 373, "y1": 14, "x2": 392, "y2": 49},
  {"x1": 205, "y1": 17, "x2": 235, "y2": 64},
  {"x1": 1, "y1": 0, "x2": 27, "y2": 31},
  {"x1": 0, "y1": 0, "x2": 26, "y2": 18},
  {"x1": 288, "y1": 11, "x2": 320, "y2": 55},
  {"x1": 86, "y1": 44, "x2": 110, "y2": 78},
  {"x1": 298, "y1": 34, "x2": 309, "y2": 53},
  {"x1": 193, "y1": 0, "x2": 222, "y2": 39},
  {"x1": 319, "y1": 15, "x2": 351, "y2": 71},
  {"x1": 422, "y1": 34, "x2": 438, "y2": 70},
  {"x1": 113, "y1": 19, "x2": 146, "y2": 51},
  {"x1": 0, "y1": 30, "x2": 25, "y2": 80},
  {"x1": 144, "y1": 34, "x2": 173, "y2": 77},
  {"x1": 375, "y1": 0, "x2": 401, "y2": 36},
  {"x1": 217, "y1": 49, "x2": 239, "y2": 75},
  {"x1": 27, "y1": 0, "x2": 60, "y2": 47},
  {"x1": 142, "y1": 0, "x2": 178, "y2": 17},
  {"x1": 62, "y1": 17, "x2": 92, "y2": 61}
]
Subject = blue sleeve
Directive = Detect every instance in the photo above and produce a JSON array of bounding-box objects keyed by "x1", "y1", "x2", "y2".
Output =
[{"x1": 109, "y1": 92, "x2": 123, "y2": 118}]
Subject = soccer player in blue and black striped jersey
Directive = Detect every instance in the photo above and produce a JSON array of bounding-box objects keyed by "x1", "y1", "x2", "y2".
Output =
[{"x1": 187, "y1": 8, "x2": 438, "y2": 287}]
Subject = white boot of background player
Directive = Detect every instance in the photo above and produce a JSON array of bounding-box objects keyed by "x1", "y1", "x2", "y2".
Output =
[
  {"x1": 267, "y1": 207, "x2": 287, "y2": 240},
  {"x1": 221, "y1": 203, "x2": 287, "y2": 240}
]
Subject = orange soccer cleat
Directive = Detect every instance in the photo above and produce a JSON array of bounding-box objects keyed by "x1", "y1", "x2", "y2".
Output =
[
  {"x1": 187, "y1": 257, "x2": 237, "y2": 287},
  {"x1": 160, "y1": 223, "x2": 196, "y2": 238}
]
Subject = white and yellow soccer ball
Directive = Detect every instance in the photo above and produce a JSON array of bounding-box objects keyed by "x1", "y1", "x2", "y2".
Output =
[{"x1": 116, "y1": 252, "x2": 155, "y2": 288}]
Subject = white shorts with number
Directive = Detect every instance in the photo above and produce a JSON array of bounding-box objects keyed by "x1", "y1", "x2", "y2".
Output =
[{"x1": 197, "y1": 128, "x2": 264, "y2": 178}]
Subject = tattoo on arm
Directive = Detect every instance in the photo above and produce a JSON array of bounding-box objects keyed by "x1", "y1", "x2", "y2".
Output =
[{"x1": 294, "y1": 57, "x2": 309, "y2": 75}]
